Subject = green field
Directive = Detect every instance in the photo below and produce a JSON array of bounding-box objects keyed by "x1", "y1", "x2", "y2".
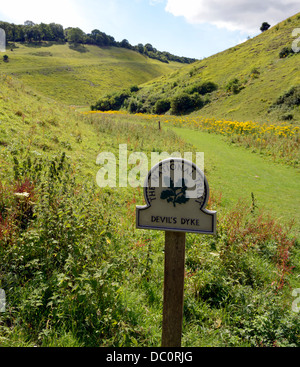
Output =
[
  {"x1": 0, "y1": 14, "x2": 299, "y2": 347},
  {"x1": 0, "y1": 42, "x2": 182, "y2": 105}
]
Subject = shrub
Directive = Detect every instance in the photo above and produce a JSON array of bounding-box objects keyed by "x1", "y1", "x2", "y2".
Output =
[
  {"x1": 0, "y1": 151, "x2": 143, "y2": 346},
  {"x1": 275, "y1": 86, "x2": 300, "y2": 108},
  {"x1": 281, "y1": 113, "x2": 293, "y2": 121},
  {"x1": 130, "y1": 85, "x2": 139, "y2": 93},
  {"x1": 250, "y1": 68, "x2": 260, "y2": 79},
  {"x1": 170, "y1": 93, "x2": 204, "y2": 115},
  {"x1": 91, "y1": 90, "x2": 131, "y2": 111},
  {"x1": 153, "y1": 99, "x2": 170, "y2": 114},
  {"x1": 186, "y1": 81, "x2": 218, "y2": 95},
  {"x1": 226, "y1": 78, "x2": 243, "y2": 94},
  {"x1": 128, "y1": 99, "x2": 138, "y2": 113},
  {"x1": 192, "y1": 93, "x2": 205, "y2": 109},
  {"x1": 279, "y1": 47, "x2": 294, "y2": 59},
  {"x1": 260, "y1": 22, "x2": 270, "y2": 32}
]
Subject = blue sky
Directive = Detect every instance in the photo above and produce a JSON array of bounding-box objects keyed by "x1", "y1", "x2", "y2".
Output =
[{"x1": 0, "y1": 0, "x2": 299, "y2": 58}]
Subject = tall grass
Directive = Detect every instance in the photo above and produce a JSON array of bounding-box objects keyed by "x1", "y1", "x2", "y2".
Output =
[
  {"x1": 0, "y1": 120, "x2": 299, "y2": 347},
  {"x1": 0, "y1": 76, "x2": 299, "y2": 347}
]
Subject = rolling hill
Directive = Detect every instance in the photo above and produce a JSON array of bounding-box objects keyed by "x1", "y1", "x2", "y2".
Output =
[
  {"x1": 0, "y1": 42, "x2": 183, "y2": 106},
  {"x1": 0, "y1": 13, "x2": 300, "y2": 346},
  {"x1": 101, "y1": 13, "x2": 300, "y2": 123}
]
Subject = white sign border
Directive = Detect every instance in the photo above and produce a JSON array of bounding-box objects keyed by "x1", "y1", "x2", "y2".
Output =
[{"x1": 136, "y1": 158, "x2": 217, "y2": 234}]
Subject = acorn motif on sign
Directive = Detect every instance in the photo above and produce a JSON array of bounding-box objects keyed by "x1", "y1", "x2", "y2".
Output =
[{"x1": 160, "y1": 177, "x2": 190, "y2": 207}]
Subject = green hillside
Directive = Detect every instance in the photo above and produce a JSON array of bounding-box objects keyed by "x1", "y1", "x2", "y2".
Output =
[
  {"x1": 0, "y1": 42, "x2": 183, "y2": 105},
  {"x1": 109, "y1": 13, "x2": 300, "y2": 123},
  {"x1": 0, "y1": 14, "x2": 300, "y2": 348},
  {"x1": 0, "y1": 74, "x2": 299, "y2": 347}
]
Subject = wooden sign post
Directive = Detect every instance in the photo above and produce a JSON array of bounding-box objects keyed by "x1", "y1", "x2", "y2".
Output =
[
  {"x1": 162, "y1": 231, "x2": 186, "y2": 347},
  {"x1": 136, "y1": 158, "x2": 216, "y2": 347}
]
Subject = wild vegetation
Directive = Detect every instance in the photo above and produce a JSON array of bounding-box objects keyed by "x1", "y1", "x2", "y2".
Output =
[
  {"x1": 91, "y1": 81, "x2": 218, "y2": 115},
  {"x1": 105, "y1": 112, "x2": 298, "y2": 167},
  {"x1": 90, "y1": 13, "x2": 300, "y2": 123},
  {"x1": 0, "y1": 13, "x2": 300, "y2": 347}
]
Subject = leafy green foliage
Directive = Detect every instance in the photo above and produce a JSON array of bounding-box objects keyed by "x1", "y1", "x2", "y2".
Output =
[
  {"x1": 0, "y1": 151, "x2": 147, "y2": 346},
  {"x1": 226, "y1": 78, "x2": 243, "y2": 94},
  {"x1": 92, "y1": 80, "x2": 215, "y2": 115},
  {"x1": 260, "y1": 22, "x2": 271, "y2": 32},
  {"x1": 0, "y1": 109, "x2": 299, "y2": 347},
  {"x1": 153, "y1": 99, "x2": 171, "y2": 114},
  {"x1": 279, "y1": 46, "x2": 295, "y2": 58},
  {"x1": 0, "y1": 29, "x2": 300, "y2": 347},
  {"x1": 185, "y1": 81, "x2": 218, "y2": 95},
  {"x1": 91, "y1": 90, "x2": 131, "y2": 111},
  {"x1": 130, "y1": 85, "x2": 139, "y2": 93},
  {"x1": 65, "y1": 27, "x2": 85, "y2": 44},
  {"x1": 269, "y1": 85, "x2": 300, "y2": 119},
  {"x1": 170, "y1": 93, "x2": 204, "y2": 115},
  {"x1": 275, "y1": 85, "x2": 300, "y2": 107}
]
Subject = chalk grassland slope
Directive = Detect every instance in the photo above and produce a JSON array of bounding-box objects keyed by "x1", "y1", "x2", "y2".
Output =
[
  {"x1": 138, "y1": 13, "x2": 300, "y2": 123},
  {"x1": 0, "y1": 43, "x2": 183, "y2": 106}
]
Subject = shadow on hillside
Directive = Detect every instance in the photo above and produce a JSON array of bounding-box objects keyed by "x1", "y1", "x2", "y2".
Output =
[
  {"x1": 68, "y1": 43, "x2": 89, "y2": 53},
  {"x1": 24, "y1": 41, "x2": 66, "y2": 48}
]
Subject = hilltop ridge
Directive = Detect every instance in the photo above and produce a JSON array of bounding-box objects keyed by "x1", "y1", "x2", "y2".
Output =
[{"x1": 0, "y1": 20, "x2": 196, "y2": 64}]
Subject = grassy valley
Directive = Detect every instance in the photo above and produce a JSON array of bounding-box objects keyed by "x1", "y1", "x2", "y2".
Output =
[
  {"x1": 0, "y1": 13, "x2": 299, "y2": 347},
  {"x1": 0, "y1": 42, "x2": 183, "y2": 105}
]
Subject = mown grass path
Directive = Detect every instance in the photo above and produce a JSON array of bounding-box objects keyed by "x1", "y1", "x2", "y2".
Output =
[{"x1": 173, "y1": 127, "x2": 300, "y2": 235}]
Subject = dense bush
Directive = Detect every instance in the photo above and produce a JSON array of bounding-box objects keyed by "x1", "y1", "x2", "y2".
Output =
[
  {"x1": 226, "y1": 78, "x2": 243, "y2": 94},
  {"x1": 128, "y1": 99, "x2": 139, "y2": 113},
  {"x1": 153, "y1": 99, "x2": 171, "y2": 114},
  {"x1": 91, "y1": 80, "x2": 216, "y2": 115},
  {"x1": 279, "y1": 47, "x2": 295, "y2": 58},
  {"x1": 130, "y1": 85, "x2": 139, "y2": 93},
  {"x1": 185, "y1": 81, "x2": 218, "y2": 95},
  {"x1": 275, "y1": 86, "x2": 300, "y2": 108},
  {"x1": 184, "y1": 198, "x2": 300, "y2": 346},
  {"x1": 91, "y1": 90, "x2": 130, "y2": 111},
  {"x1": 170, "y1": 93, "x2": 204, "y2": 115}
]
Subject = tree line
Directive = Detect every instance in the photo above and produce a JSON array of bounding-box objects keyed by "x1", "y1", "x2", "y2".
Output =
[{"x1": 0, "y1": 20, "x2": 196, "y2": 64}]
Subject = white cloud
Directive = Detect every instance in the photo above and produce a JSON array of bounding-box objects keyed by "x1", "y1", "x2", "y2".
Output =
[
  {"x1": 0, "y1": 0, "x2": 89, "y2": 29},
  {"x1": 165, "y1": 0, "x2": 300, "y2": 34}
]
